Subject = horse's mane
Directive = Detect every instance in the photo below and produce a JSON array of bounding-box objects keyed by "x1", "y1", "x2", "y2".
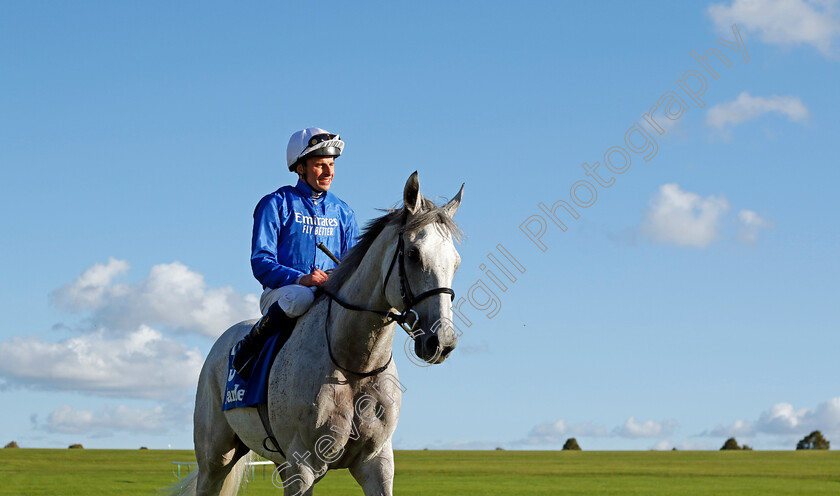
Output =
[{"x1": 325, "y1": 197, "x2": 462, "y2": 292}]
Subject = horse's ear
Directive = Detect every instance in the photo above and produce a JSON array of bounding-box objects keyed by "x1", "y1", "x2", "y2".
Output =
[
  {"x1": 403, "y1": 171, "x2": 423, "y2": 214},
  {"x1": 443, "y1": 183, "x2": 464, "y2": 218}
]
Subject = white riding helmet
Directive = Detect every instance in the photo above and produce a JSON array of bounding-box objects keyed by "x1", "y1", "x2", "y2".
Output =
[{"x1": 286, "y1": 127, "x2": 345, "y2": 172}]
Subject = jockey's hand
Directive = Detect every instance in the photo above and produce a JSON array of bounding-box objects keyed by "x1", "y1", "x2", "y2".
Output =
[{"x1": 299, "y1": 269, "x2": 328, "y2": 287}]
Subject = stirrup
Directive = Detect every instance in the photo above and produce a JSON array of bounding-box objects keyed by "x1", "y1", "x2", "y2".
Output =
[{"x1": 232, "y1": 302, "x2": 295, "y2": 380}]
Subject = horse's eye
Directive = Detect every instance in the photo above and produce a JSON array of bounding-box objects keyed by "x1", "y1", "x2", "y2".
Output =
[{"x1": 406, "y1": 248, "x2": 420, "y2": 262}]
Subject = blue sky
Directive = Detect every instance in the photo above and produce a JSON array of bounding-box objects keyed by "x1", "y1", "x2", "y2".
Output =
[{"x1": 1, "y1": 1, "x2": 838, "y2": 451}]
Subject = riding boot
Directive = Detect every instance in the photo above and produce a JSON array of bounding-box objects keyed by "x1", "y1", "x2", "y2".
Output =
[{"x1": 232, "y1": 301, "x2": 297, "y2": 380}]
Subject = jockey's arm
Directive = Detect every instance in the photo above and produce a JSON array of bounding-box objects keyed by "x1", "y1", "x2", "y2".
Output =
[
  {"x1": 251, "y1": 191, "x2": 359, "y2": 290},
  {"x1": 250, "y1": 196, "x2": 306, "y2": 289}
]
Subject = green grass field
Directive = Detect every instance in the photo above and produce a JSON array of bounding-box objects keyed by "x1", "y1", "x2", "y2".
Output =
[{"x1": 1, "y1": 449, "x2": 837, "y2": 495}]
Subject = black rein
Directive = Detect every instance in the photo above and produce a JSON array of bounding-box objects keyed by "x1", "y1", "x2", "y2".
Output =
[{"x1": 320, "y1": 233, "x2": 455, "y2": 377}]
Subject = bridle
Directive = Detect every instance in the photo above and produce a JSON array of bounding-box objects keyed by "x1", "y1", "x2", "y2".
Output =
[{"x1": 321, "y1": 228, "x2": 455, "y2": 377}]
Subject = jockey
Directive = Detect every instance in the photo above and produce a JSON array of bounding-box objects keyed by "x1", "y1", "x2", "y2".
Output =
[{"x1": 232, "y1": 127, "x2": 360, "y2": 376}]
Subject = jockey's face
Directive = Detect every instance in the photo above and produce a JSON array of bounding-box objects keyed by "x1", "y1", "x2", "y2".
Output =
[{"x1": 297, "y1": 156, "x2": 335, "y2": 192}]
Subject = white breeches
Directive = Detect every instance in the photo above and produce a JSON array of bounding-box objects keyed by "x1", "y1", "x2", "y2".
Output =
[{"x1": 260, "y1": 284, "x2": 317, "y2": 317}]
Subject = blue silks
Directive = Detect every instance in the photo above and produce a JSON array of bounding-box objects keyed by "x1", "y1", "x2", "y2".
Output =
[
  {"x1": 251, "y1": 179, "x2": 359, "y2": 289},
  {"x1": 222, "y1": 333, "x2": 283, "y2": 411}
]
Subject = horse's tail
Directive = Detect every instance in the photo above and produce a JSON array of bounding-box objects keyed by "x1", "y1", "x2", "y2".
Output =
[
  {"x1": 159, "y1": 452, "x2": 254, "y2": 496},
  {"x1": 160, "y1": 467, "x2": 198, "y2": 496},
  {"x1": 220, "y1": 451, "x2": 254, "y2": 496}
]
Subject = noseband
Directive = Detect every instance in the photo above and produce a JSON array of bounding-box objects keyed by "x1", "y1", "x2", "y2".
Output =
[
  {"x1": 322, "y1": 229, "x2": 455, "y2": 377},
  {"x1": 382, "y1": 234, "x2": 456, "y2": 333}
]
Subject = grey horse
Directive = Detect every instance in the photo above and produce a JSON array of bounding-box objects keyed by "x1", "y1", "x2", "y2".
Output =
[{"x1": 168, "y1": 172, "x2": 463, "y2": 496}]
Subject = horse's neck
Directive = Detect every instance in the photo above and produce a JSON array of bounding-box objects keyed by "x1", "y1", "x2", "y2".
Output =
[{"x1": 328, "y1": 229, "x2": 398, "y2": 373}]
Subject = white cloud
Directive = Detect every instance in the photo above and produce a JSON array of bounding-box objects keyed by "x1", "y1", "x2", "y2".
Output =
[
  {"x1": 0, "y1": 258, "x2": 261, "y2": 437},
  {"x1": 707, "y1": 418, "x2": 756, "y2": 437},
  {"x1": 421, "y1": 439, "x2": 504, "y2": 450},
  {"x1": 43, "y1": 403, "x2": 190, "y2": 436},
  {"x1": 519, "y1": 416, "x2": 674, "y2": 445},
  {"x1": 651, "y1": 439, "x2": 673, "y2": 450},
  {"x1": 52, "y1": 258, "x2": 131, "y2": 309},
  {"x1": 708, "y1": 0, "x2": 840, "y2": 55},
  {"x1": 703, "y1": 398, "x2": 840, "y2": 443},
  {"x1": 52, "y1": 260, "x2": 259, "y2": 337},
  {"x1": 524, "y1": 419, "x2": 569, "y2": 445},
  {"x1": 614, "y1": 417, "x2": 677, "y2": 438},
  {"x1": 0, "y1": 326, "x2": 202, "y2": 400},
  {"x1": 756, "y1": 400, "x2": 840, "y2": 435},
  {"x1": 706, "y1": 92, "x2": 809, "y2": 130},
  {"x1": 0, "y1": 258, "x2": 259, "y2": 441},
  {"x1": 518, "y1": 419, "x2": 611, "y2": 445},
  {"x1": 737, "y1": 209, "x2": 774, "y2": 243},
  {"x1": 642, "y1": 183, "x2": 730, "y2": 248},
  {"x1": 569, "y1": 422, "x2": 611, "y2": 437},
  {"x1": 758, "y1": 402, "x2": 810, "y2": 433}
]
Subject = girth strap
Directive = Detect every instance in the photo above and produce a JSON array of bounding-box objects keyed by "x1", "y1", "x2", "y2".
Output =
[{"x1": 256, "y1": 402, "x2": 284, "y2": 456}]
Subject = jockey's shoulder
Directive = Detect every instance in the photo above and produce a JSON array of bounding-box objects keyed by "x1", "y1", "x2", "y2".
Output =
[
  {"x1": 275, "y1": 184, "x2": 298, "y2": 197},
  {"x1": 256, "y1": 185, "x2": 298, "y2": 205},
  {"x1": 327, "y1": 192, "x2": 354, "y2": 211}
]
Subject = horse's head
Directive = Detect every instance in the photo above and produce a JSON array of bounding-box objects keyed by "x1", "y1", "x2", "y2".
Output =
[{"x1": 383, "y1": 172, "x2": 463, "y2": 364}]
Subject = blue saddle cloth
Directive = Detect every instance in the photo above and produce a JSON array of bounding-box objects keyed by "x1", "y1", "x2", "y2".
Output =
[{"x1": 222, "y1": 332, "x2": 283, "y2": 411}]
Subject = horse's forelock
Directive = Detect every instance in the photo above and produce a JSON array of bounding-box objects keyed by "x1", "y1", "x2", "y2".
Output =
[{"x1": 402, "y1": 198, "x2": 463, "y2": 242}]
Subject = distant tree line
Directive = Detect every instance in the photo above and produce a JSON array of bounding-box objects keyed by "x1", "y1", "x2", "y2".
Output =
[
  {"x1": 796, "y1": 431, "x2": 830, "y2": 450},
  {"x1": 720, "y1": 437, "x2": 752, "y2": 450},
  {"x1": 3, "y1": 431, "x2": 832, "y2": 451},
  {"x1": 563, "y1": 438, "x2": 581, "y2": 450},
  {"x1": 560, "y1": 431, "x2": 833, "y2": 451},
  {"x1": 719, "y1": 431, "x2": 830, "y2": 451}
]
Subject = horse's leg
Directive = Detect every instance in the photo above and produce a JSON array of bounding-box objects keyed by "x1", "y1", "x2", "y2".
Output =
[
  {"x1": 194, "y1": 359, "x2": 249, "y2": 495},
  {"x1": 348, "y1": 439, "x2": 395, "y2": 496},
  {"x1": 195, "y1": 441, "x2": 249, "y2": 496},
  {"x1": 274, "y1": 437, "x2": 327, "y2": 496},
  {"x1": 276, "y1": 461, "x2": 316, "y2": 496}
]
